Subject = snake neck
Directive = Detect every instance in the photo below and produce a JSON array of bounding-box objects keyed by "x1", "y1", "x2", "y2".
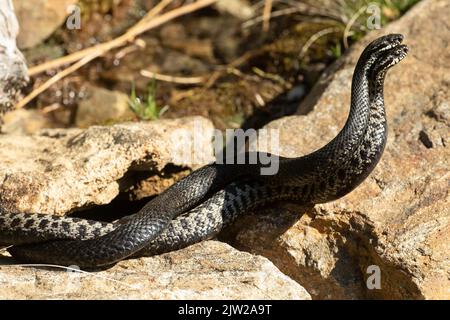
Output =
[
  {"x1": 311, "y1": 41, "x2": 392, "y2": 161},
  {"x1": 276, "y1": 48, "x2": 380, "y2": 182},
  {"x1": 273, "y1": 40, "x2": 402, "y2": 204},
  {"x1": 320, "y1": 67, "x2": 389, "y2": 202}
]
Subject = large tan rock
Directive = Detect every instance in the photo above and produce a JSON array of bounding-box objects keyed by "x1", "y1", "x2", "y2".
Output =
[
  {"x1": 14, "y1": 0, "x2": 78, "y2": 49},
  {"x1": 227, "y1": 0, "x2": 449, "y2": 299},
  {"x1": 0, "y1": 115, "x2": 312, "y2": 300},
  {"x1": 2, "y1": 109, "x2": 54, "y2": 135},
  {"x1": 0, "y1": 241, "x2": 311, "y2": 299},
  {"x1": 75, "y1": 86, "x2": 136, "y2": 127},
  {"x1": 0, "y1": 116, "x2": 215, "y2": 214}
]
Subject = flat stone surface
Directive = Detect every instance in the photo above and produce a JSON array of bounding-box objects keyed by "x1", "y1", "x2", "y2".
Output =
[{"x1": 0, "y1": 241, "x2": 311, "y2": 300}]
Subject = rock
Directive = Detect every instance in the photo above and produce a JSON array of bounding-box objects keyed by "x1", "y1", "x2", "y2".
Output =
[
  {"x1": 13, "y1": 0, "x2": 79, "y2": 49},
  {"x1": 226, "y1": 0, "x2": 450, "y2": 299},
  {"x1": 0, "y1": 241, "x2": 311, "y2": 299},
  {"x1": 2, "y1": 109, "x2": 54, "y2": 135},
  {"x1": 0, "y1": 116, "x2": 215, "y2": 214},
  {"x1": 0, "y1": 1, "x2": 28, "y2": 115},
  {"x1": 75, "y1": 86, "x2": 135, "y2": 127},
  {"x1": 215, "y1": 0, "x2": 254, "y2": 20}
]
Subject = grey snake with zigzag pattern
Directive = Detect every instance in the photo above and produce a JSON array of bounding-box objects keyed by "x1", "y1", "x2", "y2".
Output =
[{"x1": 0, "y1": 34, "x2": 408, "y2": 268}]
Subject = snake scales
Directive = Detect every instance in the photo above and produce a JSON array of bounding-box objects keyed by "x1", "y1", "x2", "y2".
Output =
[{"x1": 0, "y1": 34, "x2": 408, "y2": 268}]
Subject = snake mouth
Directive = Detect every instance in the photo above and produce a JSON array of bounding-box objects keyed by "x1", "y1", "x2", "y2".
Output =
[{"x1": 382, "y1": 44, "x2": 408, "y2": 65}]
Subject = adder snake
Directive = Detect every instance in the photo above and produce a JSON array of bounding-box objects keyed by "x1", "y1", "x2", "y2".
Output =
[{"x1": 0, "y1": 34, "x2": 408, "y2": 268}]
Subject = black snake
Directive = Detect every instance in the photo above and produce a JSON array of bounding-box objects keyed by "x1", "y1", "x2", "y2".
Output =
[{"x1": 0, "y1": 34, "x2": 408, "y2": 268}]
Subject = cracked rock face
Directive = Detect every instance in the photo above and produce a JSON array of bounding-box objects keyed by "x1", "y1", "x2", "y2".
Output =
[
  {"x1": 226, "y1": 0, "x2": 449, "y2": 299},
  {"x1": 0, "y1": 117, "x2": 312, "y2": 299},
  {"x1": 0, "y1": 117, "x2": 215, "y2": 214}
]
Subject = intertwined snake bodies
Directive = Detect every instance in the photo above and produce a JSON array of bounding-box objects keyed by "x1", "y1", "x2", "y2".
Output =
[{"x1": 0, "y1": 34, "x2": 408, "y2": 268}]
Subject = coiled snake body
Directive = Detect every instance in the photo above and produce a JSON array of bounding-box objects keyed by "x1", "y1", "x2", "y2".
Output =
[{"x1": 0, "y1": 34, "x2": 408, "y2": 268}]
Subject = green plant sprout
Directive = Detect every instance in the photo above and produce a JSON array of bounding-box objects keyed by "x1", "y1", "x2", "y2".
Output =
[{"x1": 128, "y1": 79, "x2": 169, "y2": 121}]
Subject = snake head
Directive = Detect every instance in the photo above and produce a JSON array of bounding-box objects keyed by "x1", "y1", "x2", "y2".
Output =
[
  {"x1": 365, "y1": 34, "x2": 404, "y2": 54},
  {"x1": 358, "y1": 34, "x2": 405, "y2": 69},
  {"x1": 372, "y1": 44, "x2": 409, "y2": 75}
]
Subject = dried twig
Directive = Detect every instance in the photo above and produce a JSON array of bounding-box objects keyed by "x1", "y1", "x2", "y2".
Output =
[
  {"x1": 298, "y1": 26, "x2": 341, "y2": 59},
  {"x1": 205, "y1": 47, "x2": 266, "y2": 88},
  {"x1": 242, "y1": 7, "x2": 302, "y2": 29},
  {"x1": 16, "y1": 53, "x2": 100, "y2": 110},
  {"x1": 27, "y1": 0, "x2": 176, "y2": 77},
  {"x1": 140, "y1": 70, "x2": 205, "y2": 84},
  {"x1": 343, "y1": 5, "x2": 367, "y2": 49},
  {"x1": 262, "y1": 0, "x2": 273, "y2": 32}
]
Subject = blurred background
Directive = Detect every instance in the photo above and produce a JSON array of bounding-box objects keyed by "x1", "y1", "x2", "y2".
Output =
[{"x1": 10, "y1": 0, "x2": 419, "y2": 133}]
